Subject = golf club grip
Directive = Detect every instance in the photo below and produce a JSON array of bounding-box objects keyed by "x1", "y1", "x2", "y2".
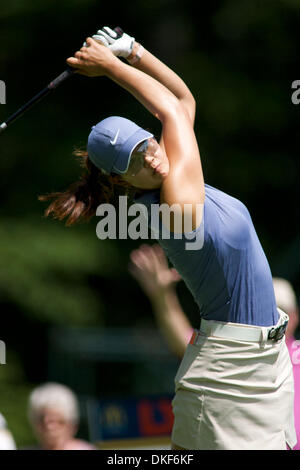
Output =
[
  {"x1": 0, "y1": 67, "x2": 75, "y2": 133},
  {"x1": 48, "y1": 67, "x2": 75, "y2": 90}
]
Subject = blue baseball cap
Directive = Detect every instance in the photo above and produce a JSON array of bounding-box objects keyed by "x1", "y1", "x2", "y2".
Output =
[{"x1": 87, "y1": 116, "x2": 153, "y2": 174}]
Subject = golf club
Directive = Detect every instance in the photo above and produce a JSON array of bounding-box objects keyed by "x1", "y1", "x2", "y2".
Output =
[
  {"x1": 0, "y1": 27, "x2": 124, "y2": 135},
  {"x1": 0, "y1": 68, "x2": 75, "y2": 134}
]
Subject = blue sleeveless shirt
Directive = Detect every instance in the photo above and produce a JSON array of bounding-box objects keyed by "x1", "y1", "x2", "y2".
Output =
[{"x1": 135, "y1": 184, "x2": 279, "y2": 327}]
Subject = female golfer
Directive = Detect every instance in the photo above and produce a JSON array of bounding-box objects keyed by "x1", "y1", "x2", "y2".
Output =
[{"x1": 40, "y1": 27, "x2": 296, "y2": 450}]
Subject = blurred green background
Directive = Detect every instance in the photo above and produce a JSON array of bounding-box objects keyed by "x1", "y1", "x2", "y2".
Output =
[{"x1": 0, "y1": 0, "x2": 299, "y2": 447}]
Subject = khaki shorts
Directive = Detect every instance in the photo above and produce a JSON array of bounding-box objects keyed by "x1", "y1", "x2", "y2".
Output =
[{"x1": 171, "y1": 310, "x2": 296, "y2": 450}]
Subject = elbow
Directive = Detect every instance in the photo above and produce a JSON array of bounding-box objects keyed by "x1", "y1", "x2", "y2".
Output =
[
  {"x1": 158, "y1": 95, "x2": 186, "y2": 123},
  {"x1": 181, "y1": 93, "x2": 196, "y2": 124},
  {"x1": 164, "y1": 95, "x2": 196, "y2": 126},
  {"x1": 189, "y1": 94, "x2": 196, "y2": 115}
]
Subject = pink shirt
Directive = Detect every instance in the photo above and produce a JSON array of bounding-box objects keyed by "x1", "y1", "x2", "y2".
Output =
[
  {"x1": 287, "y1": 336, "x2": 300, "y2": 450},
  {"x1": 63, "y1": 439, "x2": 96, "y2": 450}
]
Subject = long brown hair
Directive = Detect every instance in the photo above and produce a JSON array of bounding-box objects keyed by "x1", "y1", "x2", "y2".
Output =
[{"x1": 39, "y1": 149, "x2": 132, "y2": 226}]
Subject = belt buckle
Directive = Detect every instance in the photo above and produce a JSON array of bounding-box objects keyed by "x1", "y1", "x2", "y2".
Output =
[{"x1": 268, "y1": 320, "x2": 288, "y2": 341}]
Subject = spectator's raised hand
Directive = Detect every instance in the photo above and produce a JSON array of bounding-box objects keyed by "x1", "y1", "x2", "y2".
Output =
[{"x1": 129, "y1": 244, "x2": 181, "y2": 301}]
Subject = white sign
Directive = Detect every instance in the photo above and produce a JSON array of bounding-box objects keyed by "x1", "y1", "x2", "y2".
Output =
[
  {"x1": 0, "y1": 81, "x2": 6, "y2": 104},
  {"x1": 0, "y1": 340, "x2": 6, "y2": 365}
]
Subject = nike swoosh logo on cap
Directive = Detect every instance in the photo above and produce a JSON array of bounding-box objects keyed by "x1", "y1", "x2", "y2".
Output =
[{"x1": 110, "y1": 129, "x2": 120, "y2": 145}]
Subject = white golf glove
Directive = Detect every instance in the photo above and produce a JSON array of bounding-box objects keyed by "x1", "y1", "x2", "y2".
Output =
[{"x1": 92, "y1": 26, "x2": 135, "y2": 58}]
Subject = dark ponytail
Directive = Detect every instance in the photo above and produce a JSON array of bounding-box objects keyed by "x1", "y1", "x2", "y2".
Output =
[{"x1": 38, "y1": 149, "x2": 132, "y2": 226}]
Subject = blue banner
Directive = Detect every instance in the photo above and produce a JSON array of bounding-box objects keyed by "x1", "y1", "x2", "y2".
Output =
[{"x1": 87, "y1": 395, "x2": 174, "y2": 442}]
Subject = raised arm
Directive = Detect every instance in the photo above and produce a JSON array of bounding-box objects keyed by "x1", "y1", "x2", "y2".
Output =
[
  {"x1": 67, "y1": 37, "x2": 204, "y2": 229},
  {"x1": 91, "y1": 25, "x2": 196, "y2": 158},
  {"x1": 129, "y1": 42, "x2": 196, "y2": 124},
  {"x1": 92, "y1": 27, "x2": 196, "y2": 125},
  {"x1": 129, "y1": 244, "x2": 193, "y2": 357},
  {"x1": 67, "y1": 39, "x2": 180, "y2": 130}
]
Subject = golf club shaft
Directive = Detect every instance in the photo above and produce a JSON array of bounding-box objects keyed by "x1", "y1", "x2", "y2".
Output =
[{"x1": 0, "y1": 68, "x2": 74, "y2": 134}]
